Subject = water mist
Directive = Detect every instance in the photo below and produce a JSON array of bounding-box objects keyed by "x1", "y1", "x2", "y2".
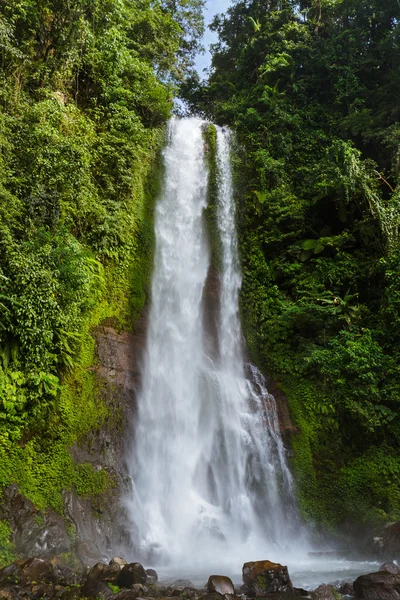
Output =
[{"x1": 127, "y1": 117, "x2": 308, "y2": 575}]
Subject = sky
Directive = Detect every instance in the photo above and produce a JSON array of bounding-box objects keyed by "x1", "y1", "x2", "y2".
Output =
[{"x1": 195, "y1": 0, "x2": 232, "y2": 77}]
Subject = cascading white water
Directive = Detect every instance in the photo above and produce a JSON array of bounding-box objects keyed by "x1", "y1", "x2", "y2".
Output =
[{"x1": 128, "y1": 117, "x2": 307, "y2": 573}]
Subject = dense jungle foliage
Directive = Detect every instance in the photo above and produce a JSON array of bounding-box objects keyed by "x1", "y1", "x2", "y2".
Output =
[
  {"x1": 0, "y1": 0, "x2": 203, "y2": 561},
  {"x1": 185, "y1": 0, "x2": 400, "y2": 527}
]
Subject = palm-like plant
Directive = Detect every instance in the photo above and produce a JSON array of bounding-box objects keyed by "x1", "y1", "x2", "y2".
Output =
[{"x1": 317, "y1": 289, "x2": 359, "y2": 325}]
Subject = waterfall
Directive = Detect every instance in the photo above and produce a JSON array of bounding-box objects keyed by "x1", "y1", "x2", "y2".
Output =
[{"x1": 127, "y1": 117, "x2": 307, "y2": 573}]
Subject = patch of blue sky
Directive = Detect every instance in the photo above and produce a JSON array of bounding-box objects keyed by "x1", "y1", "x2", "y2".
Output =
[{"x1": 195, "y1": 0, "x2": 232, "y2": 78}]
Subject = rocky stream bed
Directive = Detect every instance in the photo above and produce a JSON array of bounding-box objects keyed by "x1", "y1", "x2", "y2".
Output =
[{"x1": 1, "y1": 556, "x2": 399, "y2": 600}]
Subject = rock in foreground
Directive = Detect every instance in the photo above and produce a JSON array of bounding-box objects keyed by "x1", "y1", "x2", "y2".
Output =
[
  {"x1": 117, "y1": 563, "x2": 147, "y2": 588},
  {"x1": 310, "y1": 584, "x2": 337, "y2": 600},
  {"x1": 242, "y1": 560, "x2": 293, "y2": 595},
  {"x1": 353, "y1": 571, "x2": 400, "y2": 600},
  {"x1": 380, "y1": 562, "x2": 400, "y2": 575},
  {"x1": 207, "y1": 575, "x2": 235, "y2": 596}
]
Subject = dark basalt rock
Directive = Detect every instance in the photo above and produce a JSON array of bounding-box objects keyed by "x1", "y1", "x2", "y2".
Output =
[
  {"x1": 242, "y1": 560, "x2": 294, "y2": 596},
  {"x1": 207, "y1": 576, "x2": 235, "y2": 596},
  {"x1": 146, "y1": 570, "x2": 158, "y2": 582},
  {"x1": 117, "y1": 563, "x2": 147, "y2": 588},
  {"x1": 380, "y1": 562, "x2": 400, "y2": 575},
  {"x1": 353, "y1": 571, "x2": 400, "y2": 599}
]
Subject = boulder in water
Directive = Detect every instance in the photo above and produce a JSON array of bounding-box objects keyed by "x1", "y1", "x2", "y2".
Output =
[
  {"x1": 207, "y1": 576, "x2": 235, "y2": 596},
  {"x1": 380, "y1": 562, "x2": 400, "y2": 575},
  {"x1": 117, "y1": 563, "x2": 147, "y2": 588},
  {"x1": 242, "y1": 560, "x2": 293, "y2": 595},
  {"x1": 353, "y1": 571, "x2": 400, "y2": 599},
  {"x1": 310, "y1": 584, "x2": 337, "y2": 600}
]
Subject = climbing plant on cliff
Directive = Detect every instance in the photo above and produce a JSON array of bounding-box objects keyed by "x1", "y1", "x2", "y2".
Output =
[{"x1": 185, "y1": 0, "x2": 400, "y2": 525}]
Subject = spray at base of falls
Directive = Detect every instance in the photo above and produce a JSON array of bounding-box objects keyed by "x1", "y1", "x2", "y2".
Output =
[{"x1": 127, "y1": 117, "x2": 309, "y2": 572}]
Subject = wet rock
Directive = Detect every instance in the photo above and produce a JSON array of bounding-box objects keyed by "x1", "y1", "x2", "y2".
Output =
[
  {"x1": 380, "y1": 562, "x2": 400, "y2": 575},
  {"x1": 170, "y1": 585, "x2": 194, "y2": 597},
  {"x1": 61, "y1": 587, "x2": 84, "y2": 600},
  {"x1": 353, "y1": 571, "x2": 400, "y2": 599},
  {"x1": 89, "y1": 561, "x2": 121, "y2": 583},
  {"x1": 239, "y1": 584, "x2": 251, "y2": 595},
  {"x1": 155, "y1": 586, "x2": 173, "y2": 597},
  {"x1": 117, "y1": 563, "x2": 147, "y2": 588},
  {"x1": 53, "y1": 564, "x2": 81, "y2": 587},
  {"x1": 372, "y1": 522, "x2": 400, "y2": 559},
  {"x1": 132, "y1": 584, "x2": 149, "y2": 596},
  {"x1": 146, "y1": 570, "x2": 158, "y2": 582},
  {"x1": 19, "y1": 557, "x2": 55, "y2": 583},
  {"x1": 207, "y1": 576, "x2": 234, "y2": 596},
  {"x1": 294, "y1": 587, "x2": 311, "y2": 597},
  {"x1": 83, "y1": 576, "x2": 114, "y2": 598},
  {"x1": 337, "y1": 581, "x2": 353, "y2": 595},
  {"x1": 0, "y1": 563, "x2": 19, "y2": 584},
  {"x1": 73, "y1": 540, "x2": 101, "y2": 566},
  {"x1": 111, "y1": 558, "x2": 128, "y2": 569},
  {"x1": 30, "y1": 582, "x2": 54, "y2": 598},
  {"x1": 242, "y1": 560, "x2": 293, "y2": 596},
  {"x1": 0, "y1": 486, "x2": 71, "y2": 560},
  {"x1": 310, "y1": 584, "x2": 337, "y2": 600}
]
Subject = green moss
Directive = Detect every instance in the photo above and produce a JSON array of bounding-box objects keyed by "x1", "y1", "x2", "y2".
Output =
[
  {"x1": 0, "y1": 128, "x2": 164, "y2": 518},
  {"x1": 203, "y1": 123, "x2": 223, "y2": 273}
]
